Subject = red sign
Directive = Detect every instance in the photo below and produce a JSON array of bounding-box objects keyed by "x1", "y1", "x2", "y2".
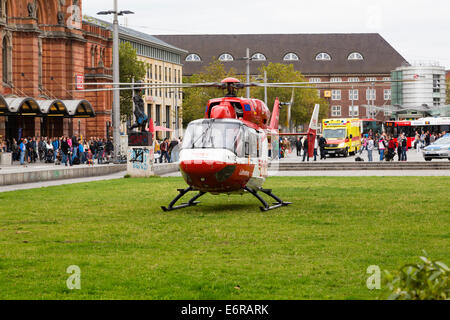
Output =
[{"x1": 76, "y1": 74, "x2": 84, "y2": 90}]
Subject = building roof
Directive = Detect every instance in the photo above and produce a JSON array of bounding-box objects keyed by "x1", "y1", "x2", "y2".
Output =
[
  {"x1": 83, "y1": 16, "x2": 187, "y2": 55},
  {"x1": 156, "y1": 33, "x2": 409, "y2": 76}
]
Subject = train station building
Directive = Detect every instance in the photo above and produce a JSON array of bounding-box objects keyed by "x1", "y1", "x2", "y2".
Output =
[
  {"x1": 85, "y1": 17, "x2": 187, "y2": 140},
  {"x1": 157, "y1": 33, "x2": 409, "y2": 121},
  {"x1": 0, "y1": 0, "x2": 113, "y2": 143}
]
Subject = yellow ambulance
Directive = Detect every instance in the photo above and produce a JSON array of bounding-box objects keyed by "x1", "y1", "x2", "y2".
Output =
[{"x1": 322, "y1": 118, "x2": 361, "y2": 157}]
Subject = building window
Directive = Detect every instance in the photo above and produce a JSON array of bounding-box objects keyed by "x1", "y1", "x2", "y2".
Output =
[
  {"x1": 186, "y1": 53, "x2": 201, "y2": 62},
  {"x1": 159, "y1": 66, "x2": 162, "y2": 80},
  {"x1": 348, "y1": 77, "x2": 359, "y2": 82},
  {"x1": 349, "y1": 89, "x2": 359, "y2": 101},
  {"x1": 433, "y1": 98, "x2": 441, "y2": 106},
  {"x1": 309, "y1": 78, "x2": 321, "y2": 83},
  {"x1": 2, "y1": 34, "x2": 12, "y2": 84},
  {"x1": 384, "y1": 89, "x2": 391, "y2": 100},
  {"x1": 366, "y1": 89, "x2": 376, "y2": 100},
  {"x1": 349, "y1": 105, "x2": 359, "y2": 117},
  {"x1": 165, "y1": 67, "x2": 167, "y2": 82},
  {"x1": 383, "y1": 77, "x2": 391, "y2": 81},
  {"x1": 219, "y1": 53, "x2": 234, "y2": 61},
  {"x1": 283, "y1": 53, "x2": 299, "y2": 61},
  {"x1": 315, "y1": 52, "x2": 331, "y2": 61},
  {"x1": 330, "y1": 77, "x2": 342, "y2": 82},
  {"x1": 433, "y1": 74, "x2": 441, "y2": 93},
  {"x1": 331, "y1": 90, "x2": 341, "y2": 100},
  {"x1": 365, "y1": 77, "x2": 377, "y2": 82},
  {"x1": 331, "y1": 106, "x2": 341, "y2": 117},
  {"x1": 251, "y1": 53, "x2": 266, "y2": 61},
  {"x1": 348, "y1": 52, "x2": 364, "y2": 60},
  {"x1": 155, "y1": 105, "x2": 161, "y2": 126}
]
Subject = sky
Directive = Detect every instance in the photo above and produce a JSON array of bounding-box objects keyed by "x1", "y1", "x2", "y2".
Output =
[{"x1": 82, "y1": 0, "x2": 450, "y2": 69}]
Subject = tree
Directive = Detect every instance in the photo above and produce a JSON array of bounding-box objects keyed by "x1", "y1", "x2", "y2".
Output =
[
  {"x1": 251, "y1": 63, "x2": 328, "y2": 130},
  {"x1": 119, "y1": 42, "x2": 146, "y2": 119},
  {"x1": 182, "y1": 61, "x2": 327, "y2": 129},
  {"x1": 182, "y1": 60, "x2": 237, "y2": 126}
]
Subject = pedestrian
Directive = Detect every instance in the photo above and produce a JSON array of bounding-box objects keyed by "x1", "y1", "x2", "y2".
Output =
[
  {"x1": 160, "y1": 138, "x2": 170, "y2": 163},
  {"x1": 359, "y1": 134, "x2": 368, "y2": 154},
  {"x1": 302, "y1": 137, "x2": 309, "y2": 162},
  {"x1": 19, "y1": 138, "x2": 27, "y2": 165},
  {"x1": 367, "y1": 136, "x2": 374, "y2": 162},
  {"x1": 378, "y1": 136, "x2": 386, "y2": 161},
  {"x1": 397, "y1": 133, "x2": 403, "y2": 161},
  {"x1": 296, "y1": 137, "x2": 302, "y2": 157},
  {"x1": 319, "y1": 134, "x2": 327, "y2": 160},
  {"x1": 401, "y1": 134, "x2": 408, "y2": 161},
  {"x1": 61, "y1": 137, "x2": 69, "y2": 166}
]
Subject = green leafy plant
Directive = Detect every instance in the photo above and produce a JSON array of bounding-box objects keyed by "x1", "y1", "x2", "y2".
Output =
[{"x1": 384, "y1": 254, "x2": 449, "y2": 300}]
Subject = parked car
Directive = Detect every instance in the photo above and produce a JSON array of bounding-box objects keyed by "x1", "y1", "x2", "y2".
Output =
[{"x1": 422, "y1": 135, "x2": 450, "y2": 161}]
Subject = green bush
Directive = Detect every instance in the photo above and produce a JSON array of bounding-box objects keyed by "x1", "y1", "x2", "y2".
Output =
[{"x1": 384, "y1": 255, "x2": 449, "y2": 300}]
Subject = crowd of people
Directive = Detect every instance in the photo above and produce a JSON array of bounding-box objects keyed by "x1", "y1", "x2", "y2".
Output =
[
  {"x1": 1, "y1": 136, "x2": 114, "y2": 166},
  {"x1": 278, "y1": 129, "x2": 448, "y2": 162},
  {"x1": 154, "y1": 137, "x2": 182, "y2": 164},
  {"x1": 359, "y1": 130, "x2": 447, "y2": 162}
]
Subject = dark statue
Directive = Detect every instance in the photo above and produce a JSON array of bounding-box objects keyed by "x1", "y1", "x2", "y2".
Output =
[{"x1": 128, "y1": 82, "x2": 149, "y2": 132}]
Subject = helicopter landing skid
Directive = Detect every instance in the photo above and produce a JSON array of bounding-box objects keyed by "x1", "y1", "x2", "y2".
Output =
[
  {"x1": 244, "y1": 187, "x2": 292, "y2": 212},
  {"x1": 161, "y1": 187, "x2": 207, "y2": 212}
]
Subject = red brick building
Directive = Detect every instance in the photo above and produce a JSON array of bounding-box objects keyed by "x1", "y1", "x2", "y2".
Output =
[
  {"x1": 0, "y1": 0, "x2": 113, "y2": 142},
  {"x1": 157, "y1": 34, "x2": 409, "y2": 121}
]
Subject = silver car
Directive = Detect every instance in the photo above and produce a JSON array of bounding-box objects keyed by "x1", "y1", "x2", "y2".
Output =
[{"x1": 422, "y1": 135, "x2": 450, "y2": 161}]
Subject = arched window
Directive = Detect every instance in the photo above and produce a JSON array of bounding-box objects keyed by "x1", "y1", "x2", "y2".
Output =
[
  {"x1": 251, "y1": 53, "x2": 266, "y2": 61},
  {"x1": 218, "y1": 53, "x2": 234, "y2": 62},
  {"x1": 2, "y1": 37, "x2": 7, "y2": 82},
  {"x1": 2, "y1": 34, "x2": 11, "y2": 84},
  {"x1": 348, "y1": 52, "x2": 364, "y2": 60},
  {"x1": 315, "y1": 52, "x2": 331, "y2": 61},
  {"x1": 185, "y1": 53, "x2": 201, "y2": 62},
  {"x1": 283, "y1": 53, "x2": 299, "y2": 61}
]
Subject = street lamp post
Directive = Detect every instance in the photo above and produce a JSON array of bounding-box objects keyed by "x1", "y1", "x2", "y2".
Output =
[{"x1": 97, "y1": 1, "x2": 134, "y2": 161}]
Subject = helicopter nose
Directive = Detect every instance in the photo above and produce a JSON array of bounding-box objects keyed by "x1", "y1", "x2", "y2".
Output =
[{"x1": 180, "y1": 161, "x2": 240, "y2": 190}]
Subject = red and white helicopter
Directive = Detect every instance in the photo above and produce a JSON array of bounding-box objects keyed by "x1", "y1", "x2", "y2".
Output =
[
  {"x1": 80, "y1": 76, "x2": 415, "y2": 211},
  {"x1": 161, "y1": 77, "x2": 320, "y2": 212}
]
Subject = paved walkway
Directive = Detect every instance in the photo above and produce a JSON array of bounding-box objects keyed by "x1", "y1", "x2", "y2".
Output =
[
  {"x1": 0, "y1": 170, "x2": 126, "y2": 193},
  {"x1": 0, "y1": 162, "x2": 116, "y2": 173}
]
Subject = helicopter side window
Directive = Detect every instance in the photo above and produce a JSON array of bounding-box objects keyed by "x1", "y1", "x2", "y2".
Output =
[
  {"x1": 231, "y1": 102, "x2": 244, "y2": 118},
  {"x1": 248, "y1": 129, "x2": 258, "y2": 157}
]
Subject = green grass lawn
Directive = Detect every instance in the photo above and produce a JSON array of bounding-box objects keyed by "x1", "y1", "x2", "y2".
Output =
[{"x1": 0, "y1": 176, "x2": 448, "y2": 300}]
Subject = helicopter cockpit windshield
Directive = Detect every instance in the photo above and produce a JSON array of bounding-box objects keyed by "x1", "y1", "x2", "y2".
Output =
[{"x1": 182, "y1": 119, "x2": 246, "y2": 156}]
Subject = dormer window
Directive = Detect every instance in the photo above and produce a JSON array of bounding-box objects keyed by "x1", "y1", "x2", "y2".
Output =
[
  {"x1": 186, "y1": 53, "x2": 201, "y2": 62},
  {"x1": 283, "y1": 53, "x2": 299, "y2": 61},
  {"x1": 251, "y1": 53, "x2": 266, "y2": 61},
  {"x1": 315, "y1": 52, "x2": 331, "y2": 61},
  {"x1": 218, "y1": 53, "x2": 234, "y2": 62},
  {"x1": 348, "y1": 52, "x2": 364, "y2": 60}
]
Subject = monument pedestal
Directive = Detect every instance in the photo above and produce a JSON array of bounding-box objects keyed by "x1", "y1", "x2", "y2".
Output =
[{"x1": 127, "y1": 132, "x2": 154, "y2": 177}]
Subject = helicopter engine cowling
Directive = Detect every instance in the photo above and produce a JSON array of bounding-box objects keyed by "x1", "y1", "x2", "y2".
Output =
[{"x1": 210, "y1": 102, "x2": 237, "y2": 119}]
